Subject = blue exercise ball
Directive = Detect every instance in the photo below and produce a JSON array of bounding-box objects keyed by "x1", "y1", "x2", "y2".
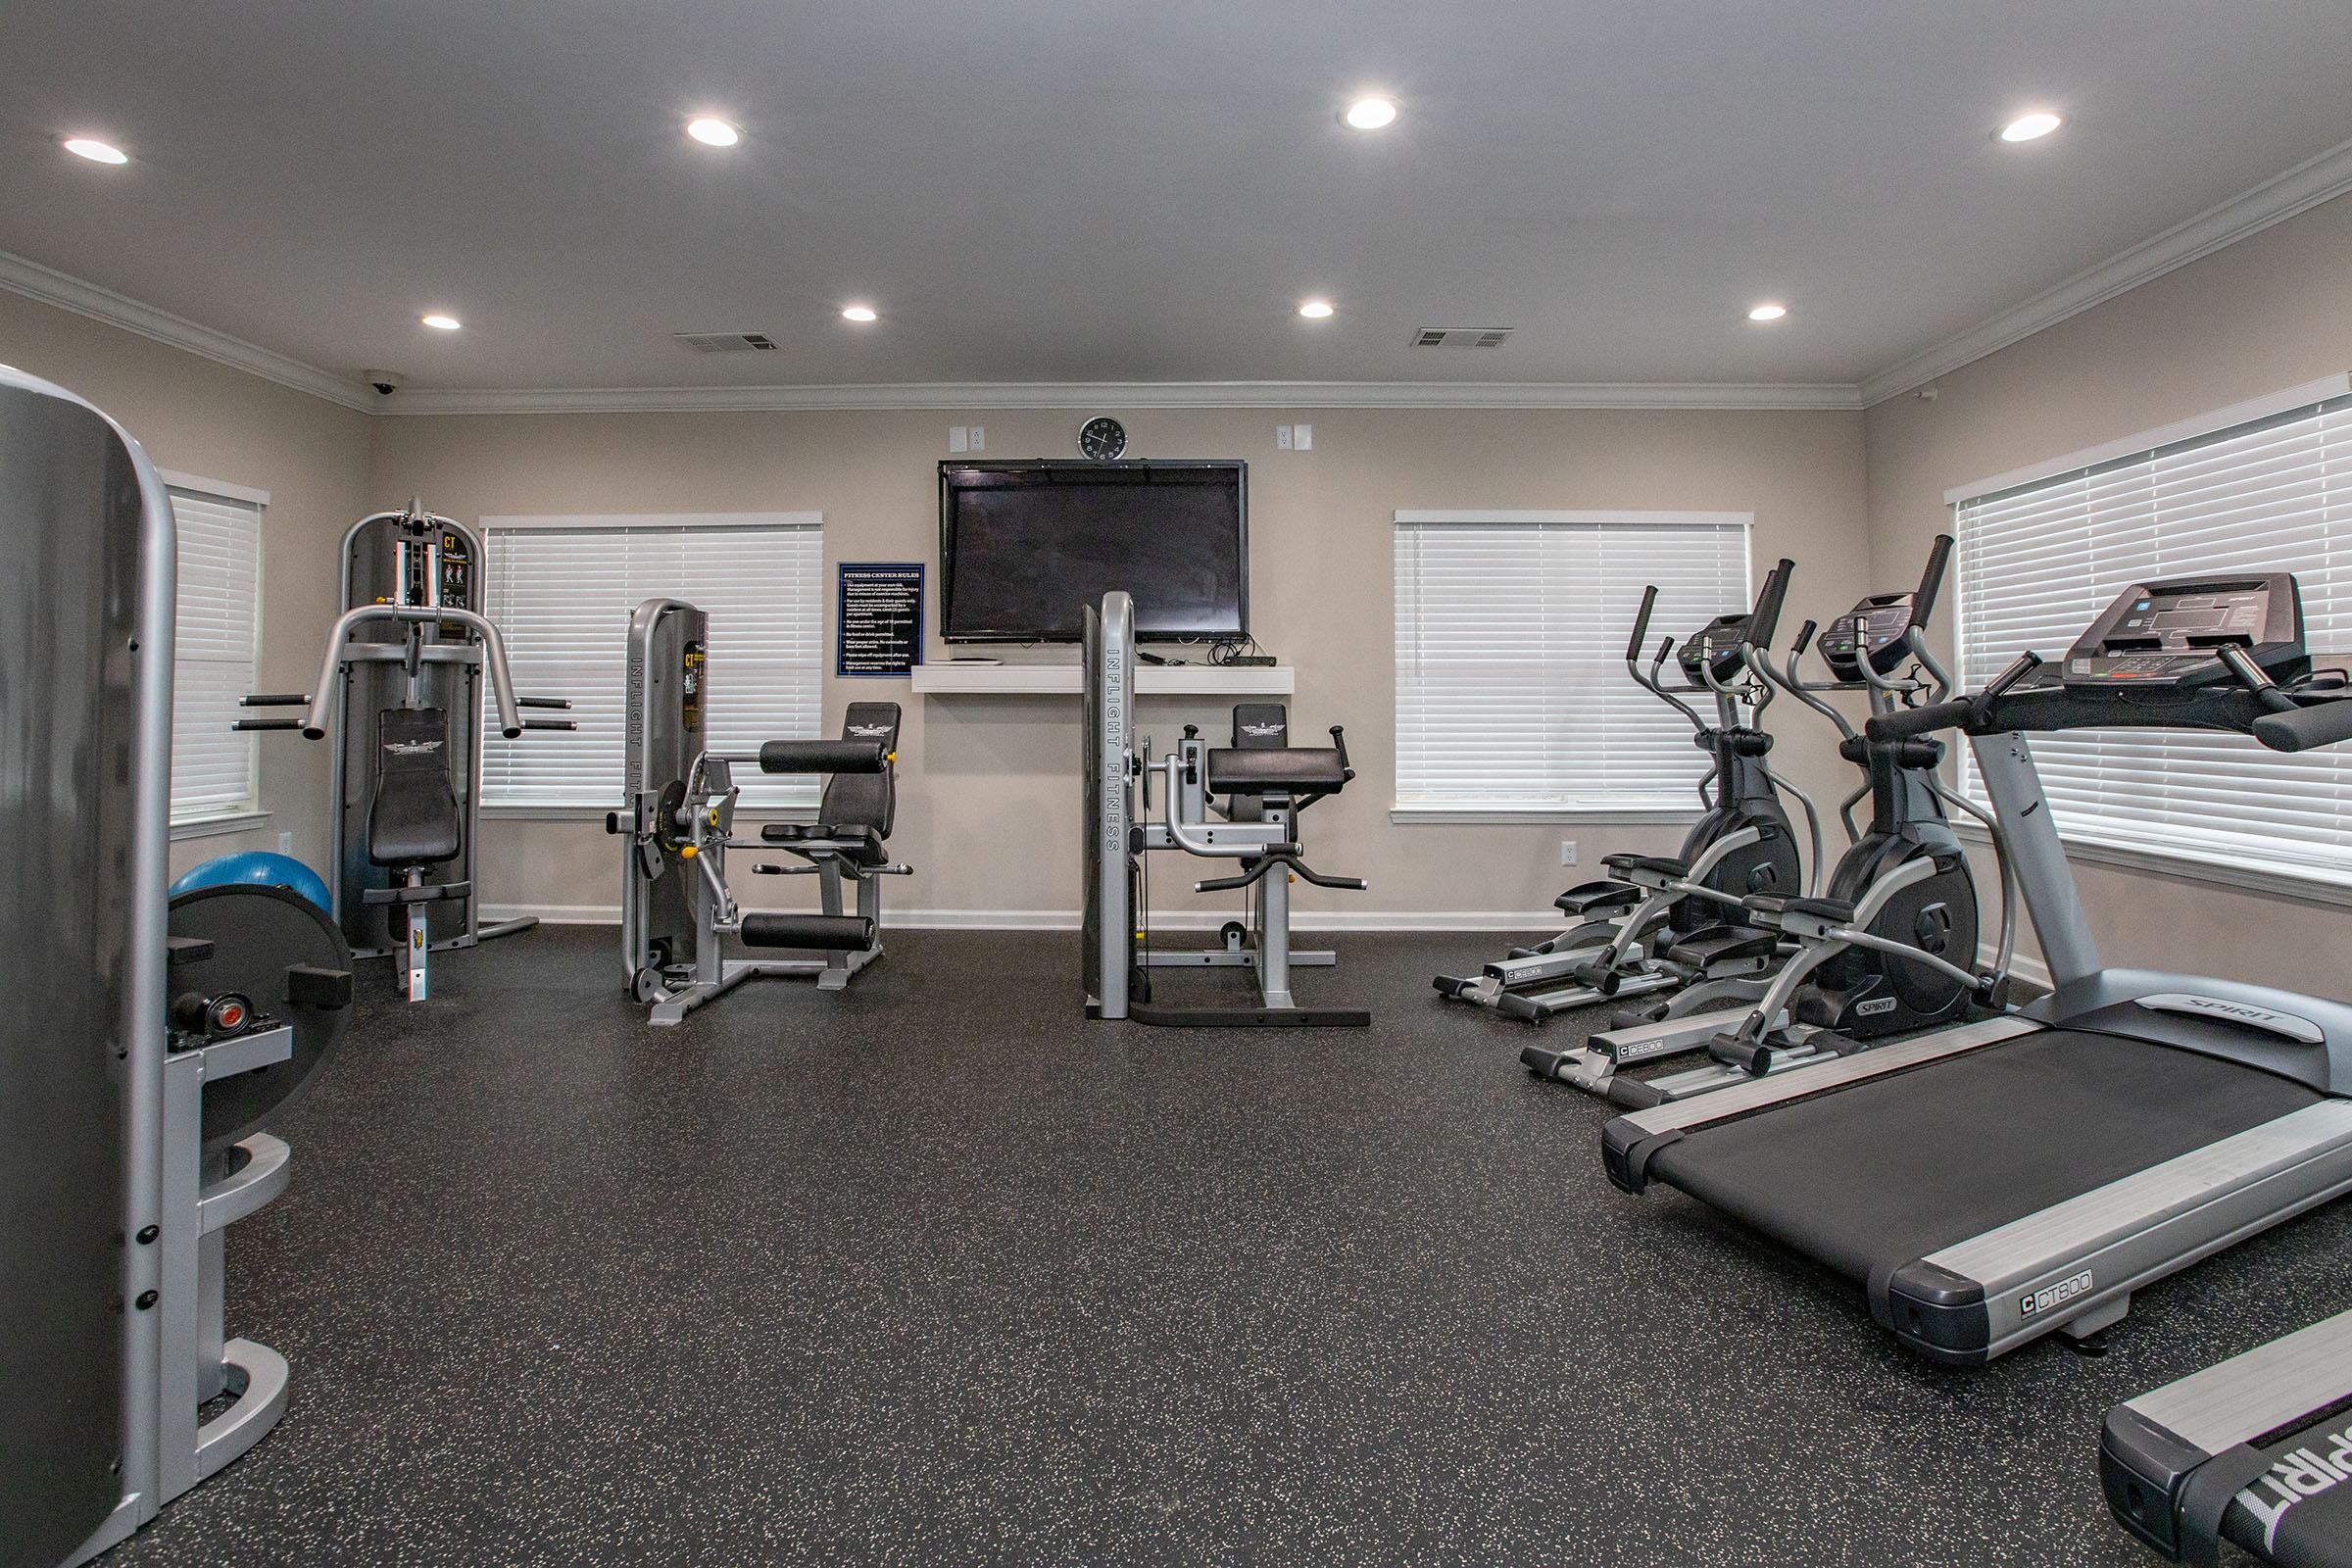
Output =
[{"x1": 172, "y1": 851, "x2": 331, "y2": 913}]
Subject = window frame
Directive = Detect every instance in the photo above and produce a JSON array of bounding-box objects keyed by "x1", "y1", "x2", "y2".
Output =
[
  {"x1": 1390, "y1": 509, "x2": 1753, "y2": 823},
  {"x1": 475, "y1": 512, "x2": 827, "y2": 818},
  {"x1": 1945, "y1": 370, "x2": 2352, "y2": 901},
  {"x1": 161, "y1": 469, "x2": 269, "y2": 837}
]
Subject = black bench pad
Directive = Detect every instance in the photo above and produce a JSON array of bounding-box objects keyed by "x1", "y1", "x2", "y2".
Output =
[
  {"x1": 739, "y1": 913, "x2": 876, "y2": 952},
  {"x1": 1203, "y1": 748, "x2": 1348, "y2": 795}
]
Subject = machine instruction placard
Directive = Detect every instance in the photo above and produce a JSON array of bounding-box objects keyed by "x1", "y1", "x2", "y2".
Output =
[{"x1": 837, "y1": 563, "x2": 924, "y2": 676}]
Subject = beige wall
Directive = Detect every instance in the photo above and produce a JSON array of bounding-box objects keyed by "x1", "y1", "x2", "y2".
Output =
[
  {"x1": 369, "y1": 405, "x2": 1871, "y2": 925},
  {"x1": 0, "y1": 291, "x2": 373, "y2": 880},
  {"x1": 1864, "y1": 189, "x2": 2352, "y2": 990}
]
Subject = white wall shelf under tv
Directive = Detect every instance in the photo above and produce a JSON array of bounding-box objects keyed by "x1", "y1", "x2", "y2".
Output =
[{"x1": 910, "y1": 662, "x2": 1295, "y2": 697}]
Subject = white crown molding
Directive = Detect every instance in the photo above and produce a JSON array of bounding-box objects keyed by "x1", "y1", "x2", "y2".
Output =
[
  {"x1": 380, "y1": 379, "x2": 1864, "y2": 416},
  {"x1": 1859, "y1": 134, "x2": 2352, "y2": 407},
  {"x1": 0, "y1": 249, "x2": 373, "y2": 412}
]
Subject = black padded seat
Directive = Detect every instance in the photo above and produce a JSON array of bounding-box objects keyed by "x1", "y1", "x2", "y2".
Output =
[
  {"x1": 1604, "y1": 853, "x2": 1689, "y2": 881},
  {"x1": 368, "y1": 708, "x2": 461, "y2": 868},
  {"x1": 1203, "y1": 747, "x2": 1348, "y2": 796}
]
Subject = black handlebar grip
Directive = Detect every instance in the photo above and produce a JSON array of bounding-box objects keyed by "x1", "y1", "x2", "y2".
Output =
[
  {"x1": 1866, "y1": 698, "x2": 1977, "y2": 744},
  {"x1": 239, "y1": 693, "x2": 310, "y2": 707},
  {"x1": 231, "y1": 717, "x2": 307, "y2": 731},
  {"x1": 523, "y1": 719, "x2": 578, "y2": 732},
  {"x1": 1912, "y1": 534, "x2": 1954, "y2": 630},
  {"x1": 1749, "y1": 559, "x2": 1795, "y2": 646},
  {"x1": 1626, "y1": 584, "x2": 1660, "y2": 662},
  {"x1": 516, "y1": 696, "x2": 572, "y2": 710},
  {"x1": 2253, "y1": 700, "x2": 2352, "y2": 754},
  {"x1": 1790, "y1": 619, "x2": 1818, "y2": 656}
]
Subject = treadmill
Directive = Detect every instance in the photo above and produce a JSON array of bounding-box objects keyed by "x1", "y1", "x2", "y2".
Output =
[
  {"x1": 1603, "y1": 572, "x2": 2352, "y2": 1364},
  {"x1": 2103, "y1": 1307, "x2": 2352, "y2": 1565}
]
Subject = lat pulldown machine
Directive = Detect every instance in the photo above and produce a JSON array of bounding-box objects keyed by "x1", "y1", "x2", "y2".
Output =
[
  {"x1": 610, "y1": 598, "x2": 910, "y2": 1026},
  {"x1": 1083, "y1": 590, "x2": 1370, "y2": 1026},
  {"x1": 236, "y1": 504, "x2": 574, "y2": 1001}
]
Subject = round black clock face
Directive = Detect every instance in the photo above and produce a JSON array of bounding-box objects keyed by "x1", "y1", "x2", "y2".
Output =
[{"x1": 1079, "y1": 416, "x2": 1127, "y2": 462}]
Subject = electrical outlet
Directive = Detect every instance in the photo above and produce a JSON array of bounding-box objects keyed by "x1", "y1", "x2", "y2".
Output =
[
  {"x1": 1275, "y1": 424, "x2": 1294, "y2": 450},
  {"x1": 948, "y1": 426, "x2": 968, "y2": 454},
  {"x1": 1559, "y1": 840, "x2": 1579, "y2": 866},
  {"x1": 1293, "y1": 422, "x2": 1312, "y2": 451},
  {"x1": 278, "y1": 831, "x2": 295, "y2": 856}
]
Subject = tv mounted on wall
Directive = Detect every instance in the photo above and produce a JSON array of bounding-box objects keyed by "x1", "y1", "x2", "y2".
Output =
[{"x1": 938, "y1": 459, "x2": 1248, "y2": 643}]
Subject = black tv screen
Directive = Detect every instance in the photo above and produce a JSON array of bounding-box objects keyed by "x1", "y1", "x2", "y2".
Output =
[{"x1": 939, "y1": 460, "x2": 1248, "y2": 642}]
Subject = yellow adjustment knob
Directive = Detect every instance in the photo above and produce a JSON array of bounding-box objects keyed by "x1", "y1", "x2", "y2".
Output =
[{"x1": 680, "y1": 845, "x2": 698, "y2": 859}]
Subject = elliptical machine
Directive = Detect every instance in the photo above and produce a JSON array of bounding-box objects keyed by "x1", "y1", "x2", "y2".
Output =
[
  {"x1": 1435, "y1": 561, "x2": 1820, "y2": 1024},
  {"x1": 1562, "y1": 535, "x2": 2017, "y2": 1106}
]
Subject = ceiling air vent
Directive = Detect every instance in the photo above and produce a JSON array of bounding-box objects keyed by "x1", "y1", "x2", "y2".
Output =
[
  {"x1": 1411, "y1": 326, "x2": 1513, "y2": 349},
  {"x1": 674, "y1": 332, "x2": 780, "y2": 353}
]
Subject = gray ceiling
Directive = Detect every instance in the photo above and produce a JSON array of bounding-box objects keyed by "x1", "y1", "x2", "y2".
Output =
[{"x1": 3, "y1": 0, "x2": 2349, "y2": 393}]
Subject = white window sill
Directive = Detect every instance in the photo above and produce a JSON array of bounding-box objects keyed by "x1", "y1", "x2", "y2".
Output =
[
  {"x1": 1952, "y1": 819, "x2": 2352, "y2": 911},
  {"x1": 1391, "y1": 804, "x2": 1701, "y2": 826},
  {"x1": 170, "y1": 809, "x2": 270, "y2": 842}
]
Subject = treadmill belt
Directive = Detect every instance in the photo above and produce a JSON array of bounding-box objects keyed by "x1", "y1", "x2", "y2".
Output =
[{"x1": 1648, "y1": 1031, "x2": 2323, "y2": 1286}]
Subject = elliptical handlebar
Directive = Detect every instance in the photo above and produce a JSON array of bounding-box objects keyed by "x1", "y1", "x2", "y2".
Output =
[
  {"x1": 1909, "y1": 533, "x2": 1954, "y2": 633},
  {"x1": 1626, "y1": 584, "x2": 1660, "y2": 663},
  {"x1": 1749, "y1": 558, "x2": 1795, "y2": 649}
]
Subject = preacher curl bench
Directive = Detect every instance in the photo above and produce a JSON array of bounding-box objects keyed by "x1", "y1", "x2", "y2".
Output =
[{"x1": 609, "y1": 598, "x2": 909, "y2": 1026}]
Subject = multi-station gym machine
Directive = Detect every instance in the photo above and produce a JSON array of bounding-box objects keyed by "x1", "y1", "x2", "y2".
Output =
[
  {"x1": 236, "y1": 504, "x2": 572, "y2": 1001},
  {"x1": 4, "y1": 365, "x2": 354, "y2": 1568}
]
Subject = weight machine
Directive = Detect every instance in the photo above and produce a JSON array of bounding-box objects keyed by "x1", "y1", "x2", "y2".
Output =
[
  {"x1": 1083, "y1": 590, "x2": 1370, "y2": 1026},
  {"x1": 236, "y1": 503, "x2": 573, "y2": 1000},
  {"x1": 609, "y1": 598, "x2": 910, "y2": 1026},
  {"x1": 2, "y1": 365, "x2": 354, "y2": 1568}
]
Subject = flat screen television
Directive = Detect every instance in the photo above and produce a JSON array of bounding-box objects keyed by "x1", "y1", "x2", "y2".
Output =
[{"x1": 939, "y1": 459, "x2": 1248, "y2": 642}]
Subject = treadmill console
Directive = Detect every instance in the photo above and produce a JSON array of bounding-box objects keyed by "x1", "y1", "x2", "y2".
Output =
[
  {"x1": 1676, "y1": 613, "x2": 1757, "y2": 687},
  {"x1": 1818, "y1": 593, "x2": 1918, "y2": 682},
  {"x1": 2063, "y1": 575, "x2": 2306, "y2": 690}
]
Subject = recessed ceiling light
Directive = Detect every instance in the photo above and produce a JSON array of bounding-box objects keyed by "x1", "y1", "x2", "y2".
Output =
[
  {"x1": 1746, "y1": 303, "x2": 1788, "y2": 322},
  {"x1": 420, "y1": 314, "x2": 463, "y2": 331},
  {"x1": 686, "y1": 118, "x2": 741, "y2": 148},
  {"x1": 1343, "y1": 97, "x2": 1398, "y2": 131},
  {"x1": 1999, "y1": 112, "x2": 2063, "y2": 143},
  {"x1": 842, "y1": 305, "x2": 878, "y2": 323},
  {"x1": 63, "y1": 137, "x2": 128, "y2": 165},
  {"x1": 1298, "y1": 300, "x2": 1336, "y2": 319}
]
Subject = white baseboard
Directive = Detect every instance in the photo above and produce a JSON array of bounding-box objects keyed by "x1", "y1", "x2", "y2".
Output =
[{"x1": 482, "y1": 904, "x2": 1561, "y2": 933}]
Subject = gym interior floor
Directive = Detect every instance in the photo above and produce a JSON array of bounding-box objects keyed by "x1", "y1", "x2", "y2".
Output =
[{"x1": 115, "y1": 926, "x2": 2351, "y2": 1567}]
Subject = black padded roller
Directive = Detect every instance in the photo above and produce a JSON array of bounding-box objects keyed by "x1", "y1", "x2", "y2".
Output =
[
  {"x1": 168, "y1": 885, "x2": 353, "y2": 1152},
  {"x1": 759, "y1": 739, "x2": 887, "y2": 774},
  {"x1": 738, "y1": 912, "x2": 877, "y2": 952}
]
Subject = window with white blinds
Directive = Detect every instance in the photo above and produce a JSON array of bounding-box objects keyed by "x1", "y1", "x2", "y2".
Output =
[
  {"x1": 1954, "y1": 387, "x2": 2352, "y2": 886},
  {"x1": 479, "y1": 514, "x2": 825, "y2": 809},
  {"x1": 169, "y1": 483, "x2": 264, "y2": 823},
  {"x1": 1394, "y1": 511, "x2": 1752, "y2": 812}
]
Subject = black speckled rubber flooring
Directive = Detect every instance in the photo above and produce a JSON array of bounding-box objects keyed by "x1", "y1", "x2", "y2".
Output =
[{"x1": 106, "y1": 926, "x2": 2352, "y2": 1567}]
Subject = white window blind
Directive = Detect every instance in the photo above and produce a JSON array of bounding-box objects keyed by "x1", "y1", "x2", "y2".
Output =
[
  {"x1": 169, "y1": 485, "x2": 263, "y2": 822},
  {"x1": 1394, "y1": 512, "x2": 1752, "y2": 811},
  {"x1": 479, "y1": 515, "x2": 825, "y2": 809},
  {"x1": 1955, "y1": 391, "x2": 2352, "y2": 885}
]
